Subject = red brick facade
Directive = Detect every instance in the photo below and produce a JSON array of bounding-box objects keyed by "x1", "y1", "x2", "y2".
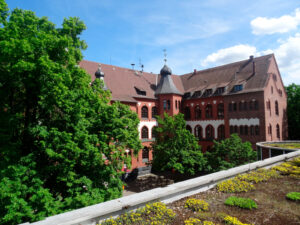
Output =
[{"x1": 80, "y1": 54, "x2": 288, "y2": 171}]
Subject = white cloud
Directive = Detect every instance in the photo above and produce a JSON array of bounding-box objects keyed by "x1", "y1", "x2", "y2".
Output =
[
  {"x1": 251, "y1": 8, "x2": 300, "y2": 35},
  {"x1": 273, "y1": 33, "x2": 300, "y2": 84},
  {"x1": 201, "y1": 44, "x2": 257, "y2": 67},
  {"x1": 199, "y1": 33, "x2": 300, "y2": 85}
]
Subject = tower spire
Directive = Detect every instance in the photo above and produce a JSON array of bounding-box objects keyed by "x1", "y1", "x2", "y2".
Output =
[{"x1": 163, "y1": 49, "x2": 167, "y2": 65}]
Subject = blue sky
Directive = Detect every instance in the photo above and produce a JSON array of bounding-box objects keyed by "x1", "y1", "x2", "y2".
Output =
[{"x1": 6, "y1": 0, "x2": 300, "y2": 84}]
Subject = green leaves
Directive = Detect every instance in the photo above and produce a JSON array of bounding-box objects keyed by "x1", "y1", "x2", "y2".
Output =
[
  {"x1": 152, "y1": 113, "x2": 206, "y2": 175},
  {"x1": 286, "y1": 83, "x2": 300, "y2": 140},
  {"x1": 205, "y1": 134, "x2": 256, "y2": 172},
  {"x1": 0, "y1": 1, "x2": 141, "y2": 224}
]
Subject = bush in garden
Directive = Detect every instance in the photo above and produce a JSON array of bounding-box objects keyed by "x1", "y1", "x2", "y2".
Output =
[
  {"x1": 185, "y1": 198, "x2": 209, "y2": 212},
  {"x1": 217, "y1": 178, "x2": 255, "y2": 193},
  {"x1": 224, "y1": 196, "x2": 257, "y2": 209},
  {"x1": 223, "y1": 215, "x2": 253, "y2": 225},
  {"x1": 286, "y1": 192, "x2": 300, "y2": 201}
]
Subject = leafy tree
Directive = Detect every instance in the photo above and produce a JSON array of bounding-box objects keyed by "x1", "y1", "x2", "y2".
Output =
[
  {"x1": 151, "y1": 113, "x2": 206, "y2": 175},
  {"x1": 286, "y1": 83, "x2": 300, "y2": 140},
  {"x1": 205, "y1": 134, "x2": 256, "y2": 172},
  {"x1": 0, "y1": 1, "x2": 141, "y2": 224}
]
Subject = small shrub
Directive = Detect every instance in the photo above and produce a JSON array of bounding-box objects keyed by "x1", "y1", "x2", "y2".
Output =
[
  {"x1": 224, "y1": 196, "x2": 257, "y2": 209},
  {"x1": 185, "y1": 198, "x2": 209, "y2": 212},
  {"x1": 286, "y1": 192, "x2": 300, "y2": 201},
  {"x1": 217, "y1": 178, "x2": 255, "y2": 193},
  {"x1": 184, "y1": 218, "x2": 202, "y2": 225},
  {"x1": 101, "y1": 202, "x2": 175, "y2": 225},
  {"x1": 224, "y1": 215, "x2": 253, "y2": 225},
  {"x1": 272, "y1": 157, "x2": 300, "y2": 178}
]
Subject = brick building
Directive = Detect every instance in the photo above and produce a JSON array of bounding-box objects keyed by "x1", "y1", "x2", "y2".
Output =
[{"x1": 80, "y1": 54, "x2": 288, "y2": 170}]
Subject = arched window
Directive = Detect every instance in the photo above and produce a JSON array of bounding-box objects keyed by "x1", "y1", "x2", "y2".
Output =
[
  {"x1": 194, "y1": 125, "x2": 202, "y2": 140},
  {"x1": 254, "y1": 100, "x2": 259, "y2": 110},
  {"x1": 275, "y1": 100, "x2": 279, "y2": 115},
  {"x1": 175, "y1": 100, "x2": 178, "y2": 109},
  {"x1": 249, "y1": 101, "x2": 253, "y2": 110},
  {"x1": 141, "y1": 126, "x2": 148, "y2": 139},
  {"x1": 206, "y1": 125, "x2": 214, "y2": 140},
  {"x1": 167, "y1": 100, "x2": 171, "y2": 110},
  {"x1": 163, "y1": 100, "x2": 167, "y2": 110},
  {"x1": 244, "y1": 126, "x2": 248, "y2": 135},
  {"x1": 229, "y1": 103, "x2": 232, "y2": 112},
  {"x1": 268, "y1": 124, "x2": 272, "y2": 135},
  {"x1": 276, "y1": 124, "x2": 280, "y2": 138},
  {"x1": 255, "y1": 125, "x2": 259, "y2": 135},
  {"x1": 141, "y1": 106, "x2": 148, "y2": 119},
  {"x1": 217, "y1": 103, "x2": 224, "y2": 118},
  {"x1": 230, "y1": 126, "x2": 234, "y2": 134},
  {"x1": 195, "y1": 106, "x2": 201, "y2": 119},
  {"x1": 205, "y1": 104, "x2": 212, "y2": 118},
  {"x1": 151, "y1": 126, "x2": 157, "y2": 139},
  {"x1": 186, "y1": 125, "x2": 192, "y2": 133},
  {"x1": 218, "y1": 125, "x2": 225, "y2": 139},
  {"x1": 184, "y1": 107, "x2": 191, "y2": 120},
  {"x1": 239, "y1": 102, "x2": 243, "y2": 111},
  {"x1": 234, "y1": 125, "x2": 238, "y2": 134},
  {"x1": 250, "y1": 125, "x2": 254, "y2": 135},
  {"x1": 233, "y1": 103, "x2": 237, "y2": 111},
  {"x1": 240, "y1": 126, "x2": 244, "y2": 135},
  {"x1": 152, "y1": 106, "x2": 158, "y2": 119},
  {"x1": 142, "y1": 147, "x2": 149, "y2": 162},
  {"x1": 243, "y1": 101, "x2": 248, "y2": 110}
]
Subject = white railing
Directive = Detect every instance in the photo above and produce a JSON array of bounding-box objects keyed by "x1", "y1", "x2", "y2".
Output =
[{"x1": 20, "y1": 150, "x2": 300, "y2": 225}]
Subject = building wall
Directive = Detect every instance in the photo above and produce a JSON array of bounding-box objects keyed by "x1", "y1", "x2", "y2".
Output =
[
  {"x1": 264, "y1": 57, "x2": 288, "y2": 141},
  {"x1": 223, "y1": 91, "x2": 266, "y2": 148}
]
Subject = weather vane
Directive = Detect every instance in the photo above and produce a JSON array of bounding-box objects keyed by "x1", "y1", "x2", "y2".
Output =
[{"x1": 163, "y1": 49, "x2": 167, "y2": 64}]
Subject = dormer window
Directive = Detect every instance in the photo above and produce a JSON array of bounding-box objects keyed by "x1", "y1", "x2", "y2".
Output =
[
  {"x1": 134, "y1": 87, "x2": 146, "y2": 96},
  {"x1": 202, "y1": 89, "x2": 212, "y2": 97},
  {"x1": 233, "y1": 84, "x2": 243, "y2": 92},
  {"x1": 215, "y1": 87, "x2": 225, "y2": 95},
  {"x1": 183, "y1": 92, "x2": 191, "y2": 98},
  {"x1": 192, "y1": 91, "x2": 202, "y2": 98}
]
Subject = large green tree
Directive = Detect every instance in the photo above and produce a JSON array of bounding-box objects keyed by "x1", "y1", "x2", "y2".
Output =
[
  {"x1": 205, "y1": 134, "x2": 256, "y2": 172},
  {"x1": 286, "y1": 83, "x2": 300, "y2": 140},
  {"x1": 151, "y1": 113, "x2": 206, "y2": 175},
  {"x1": 0, "y1": 1, "x2": 141, "y2": 224}
]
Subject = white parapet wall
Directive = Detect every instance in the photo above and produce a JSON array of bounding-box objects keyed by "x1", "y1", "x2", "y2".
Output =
[{"x1": 20, "y1": 150, "x2": 300, "y2": 225}]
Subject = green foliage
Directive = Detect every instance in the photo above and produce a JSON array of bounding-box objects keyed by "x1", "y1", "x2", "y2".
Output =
[
  {"x1": 0, "y1": 1, "x2": 142, "y2": 224},
  {"x1": 185, "y1": 198, "x2": 209, "y2": 212},
  {"x1": 286, "y1": 83, "x2": 300, "y2": 140},
  {"x1": 151, "y1": 113, "x2": 206, "y2": 175},
  {"x1": 224, "y1": 196, "x2": 257, "y2": 210},
  {"x1": 286, "y1": 192, "x2": 300, "y2": 201},
  {"x1": 205, "y1": 134, "x2": 256, "y2": 172}
]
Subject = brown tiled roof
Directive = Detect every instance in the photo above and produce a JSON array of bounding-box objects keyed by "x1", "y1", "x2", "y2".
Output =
[
  {"x1": 180, "y1": 54, "x2": 273, "y2": 96},
  {"x1": 80, "y1": 54, "x2": 274, "y2": 102}
]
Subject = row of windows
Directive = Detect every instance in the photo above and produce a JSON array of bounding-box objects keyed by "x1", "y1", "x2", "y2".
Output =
[
  {"x1": 229, "y1": 100, "x2": 259, "y2": 112},
  {"x1": 141, "y1": 106, "x2": 158, "y2": 119},
  {"x1": 141, "y1": 126, "x2": 156, "y2": 139},
  {"x1": 186, "y1": 124, "x2": 225, "y2": 140},
  {"x1": 184, "y1": 103, "x2": 224, "y2": 120},
  {"x1": 266, "y1": 100, "x2": 279, "y2": 115},
  {"x1": 268, "y1": 124, "x2": 280, "y2": 138},
  {"x1": 230, "y1": 125, "x2": 260, "y2": 136},
  {"x1": 163, "y1": 99, "x2": 182, "y2": 111}
]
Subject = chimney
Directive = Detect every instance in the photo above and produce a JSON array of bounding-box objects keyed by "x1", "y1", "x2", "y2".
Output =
[
  {"x1": 193, "y1": 69, "x2": 197, "y2": 74},
  {"x1": 249, "y1": 55, "x2": 254, "y2": 60},
  {"x1": 252, "y1": 61, "x2": 256, "y2": 75}
]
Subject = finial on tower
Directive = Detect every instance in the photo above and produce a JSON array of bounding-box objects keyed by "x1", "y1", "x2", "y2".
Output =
[{"x1": 163, "y1": 49, "x2": 167, "y2": 65}]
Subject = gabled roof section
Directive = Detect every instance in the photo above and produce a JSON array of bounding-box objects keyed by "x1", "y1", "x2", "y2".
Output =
[
  {"x1": 180, "y1": 54, "x2": 274, "y2": 95},
  {"x1": 80, "y1": 60, "x2": 159, "y2": 102}
]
